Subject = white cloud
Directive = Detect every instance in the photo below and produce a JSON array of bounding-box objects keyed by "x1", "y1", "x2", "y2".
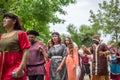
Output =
[
  {"x1": 49, "y1": 0, "x2": 102, "y2": 34},
  {"x1": 49, "y1": 0, "x2": 111, "y2": 43}
]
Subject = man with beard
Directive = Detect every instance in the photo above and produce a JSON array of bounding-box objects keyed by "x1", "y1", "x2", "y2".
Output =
[
  {"x1": 26, "y1": 30, "x2": 47, "y2": 80},
  {"x1": 84, "y1": 34, "x2": 110, "y2": 80}
]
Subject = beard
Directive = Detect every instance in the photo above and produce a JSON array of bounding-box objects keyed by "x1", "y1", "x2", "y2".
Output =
[{"x1": 30, "y1": 40, "x2": 36, "y2": 45}]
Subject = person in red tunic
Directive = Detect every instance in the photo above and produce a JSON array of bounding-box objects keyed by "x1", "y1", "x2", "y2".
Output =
[{"x1": 0, "y1": 13, "x2": 30, "y2": 80}]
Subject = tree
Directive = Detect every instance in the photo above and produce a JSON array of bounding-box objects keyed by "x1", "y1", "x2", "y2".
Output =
[
  {"x1": 0, "y1": 0, "x2": 76, "y2": 44},
  {"x1": 66, "y1": 24, "x2": 96, "y2": 48},
  {"x1": 0, "y1": 0, "x2": 15, "y2": 32},
  {"x1": 67, "y1": 24, "x2": 81, "y2": 48},
  {"x1": 89, "y1": 0, "x2": 120, "y2": 44},
  {"x1": 79, "y1": 25, "x2": 97, "y2": 47}
]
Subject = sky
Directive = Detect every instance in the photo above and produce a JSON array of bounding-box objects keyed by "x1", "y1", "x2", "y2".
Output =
[{"x1": 49, "y1": 0, "x2": 111, "y2": 43}]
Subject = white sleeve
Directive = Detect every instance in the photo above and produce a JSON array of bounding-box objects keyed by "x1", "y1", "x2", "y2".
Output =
[{"x1": 78, "y1": 48, "x2": 84, "y2": 56}]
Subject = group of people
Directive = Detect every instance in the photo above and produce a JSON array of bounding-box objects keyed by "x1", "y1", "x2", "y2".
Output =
[{"x1": 0, "y1": 13, "x2": 120, "y2": 80}]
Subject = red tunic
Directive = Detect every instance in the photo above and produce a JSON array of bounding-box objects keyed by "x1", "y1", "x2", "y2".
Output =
[{"x1": 0, "y1": 31, "x2": 30, "y2": 80}]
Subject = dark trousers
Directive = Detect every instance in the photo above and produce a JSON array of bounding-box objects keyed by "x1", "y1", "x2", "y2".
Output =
[
  {"x1": 81, "y1": 63, "x2": 90, "y2": 80},
  {"x1": 28, "y1": 75, "x2": 44, "y2": 80}
]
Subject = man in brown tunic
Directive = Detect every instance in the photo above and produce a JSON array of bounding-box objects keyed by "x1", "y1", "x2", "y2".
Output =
[{"x1": 89, "y1": 34, "x2": 110, "y2": 80}]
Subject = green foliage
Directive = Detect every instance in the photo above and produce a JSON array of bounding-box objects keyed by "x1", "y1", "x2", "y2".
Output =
[
  {"x1": 67, "y1": 24, "x2": 81, "y2": 48},
  {"x1": 0, "y1": 0, "x2": 76, "y2": 44},
  {"x1": 89, "y1": 0, "x2": 120, "y2": 43},
  {"x1": 79, "y1": 25, "x2": 98, "y2": 47},
  {"x1": 0, "y1": 0, "x2": 15, "y2": 33},
  {"x1": 66, "y1": 24, "x2": 96, "y2": 48}
]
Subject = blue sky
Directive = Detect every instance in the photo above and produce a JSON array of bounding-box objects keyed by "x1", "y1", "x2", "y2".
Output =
[{"x1": 49, "y1": 0, "x2": 111, "y2": 43}]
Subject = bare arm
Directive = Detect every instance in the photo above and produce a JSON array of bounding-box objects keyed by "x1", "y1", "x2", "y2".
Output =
[
  {"x1": 38, "y1": 46, "x2": 48, "y2": 60},
  {"x1": 82, "y1": 45, "x2": 91, "y2": 55},
  {"x1": 15, "y1": 49, "x2": 29, "y2": 78},
  {"x1": 99, "y1": 50, "x2": 110, "y2": 57},
  {"x1": 19, "y1": 49, "x2": 29, "y2": 70},
  {"x1": 42, "y1": 51, "x2": 48, "y2": 60},
  {"x1": 107, "y1": 55, "x2": 116, "y2": 61}
]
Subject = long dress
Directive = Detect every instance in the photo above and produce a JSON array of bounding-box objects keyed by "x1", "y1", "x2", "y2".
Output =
[
  {"x1": 48, "y1": 44, "x2": 68, "y2": 80},
  {"x1": 66, "y1": 46, "x2": 79, "y2": 80},
  {"x1": 0, "y1": 31, "x2": 30, "y2": 80}
]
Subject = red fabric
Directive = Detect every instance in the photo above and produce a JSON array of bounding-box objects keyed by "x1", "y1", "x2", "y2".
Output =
[
  {"x1": 0, "y1": 34, "x2": 2, "y2": 78},
  {"x1": 116, "y1": 75, "x2": 120, "y2": 80},
  {"x1": 0, "y1": 34, "x2": 1, "y2": 38},
  {"x1": 0, "y1": 52, "x2": 3, "y2": 78},
  {"x1": 82, "y1": 55, "x2": 89, "y2": 64},
  {"x1": 0, "y1": 34, "x2": 1, "y2": 65},
  {"x1": 1, "y1": 31, "x2": 30, "y2": 80},
  {"x1": 116, "y1": 53, "x2": 120, "y2": 63},
  {"x1": 110, "y1": 73, "x2": 120, "y2": 80},
  {"x1": 18, "y1": 31, "x2": 30, "y2": 50},
  {"x1": 45, "y1": 59, "x2": 50, "y2": 80}
]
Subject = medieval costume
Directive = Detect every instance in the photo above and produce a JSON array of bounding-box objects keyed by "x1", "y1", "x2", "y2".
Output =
[
  {"x1": 48, "y1": 44, "x2": 68, "y2": 80},
  {"x1": 0, "y1": 31, "x2": 30, "y2": 80},
  {"x1": 88, "y1": 34, "x2": 110, "y2": 80},
  {"x1": 66, "y1": 46, "x2": 79, "y2": 80},
  {"x1": 26, "y1": 30, "x2": 47, "y2": 80}
]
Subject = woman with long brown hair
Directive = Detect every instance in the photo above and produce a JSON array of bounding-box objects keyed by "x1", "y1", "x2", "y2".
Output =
[
  {"x1": 39, "y1": 32, "x2": 68, "y2": 80},
  {"x1": 64, "y1": 36, "x2": 79, "y2": 80}
]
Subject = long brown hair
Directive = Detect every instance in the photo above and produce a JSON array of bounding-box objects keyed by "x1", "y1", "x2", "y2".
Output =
[
  {"x1": 51, "y1": 32, "x2": 61, "y2": 45},
  {"x1": 48, "y1": 39, "x2": 53, "y2": 50},
  {"x1": 64, "y1": 37, "x2": 74, "y2": 55}
]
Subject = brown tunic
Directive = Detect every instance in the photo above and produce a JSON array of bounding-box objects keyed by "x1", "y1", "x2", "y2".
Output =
[
  {"x1": 0, "y1": 31, "x2": 20, "y2": 52},
  {"x1": 90, "y1": 43, "x2": 109, "y2": 75}
]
